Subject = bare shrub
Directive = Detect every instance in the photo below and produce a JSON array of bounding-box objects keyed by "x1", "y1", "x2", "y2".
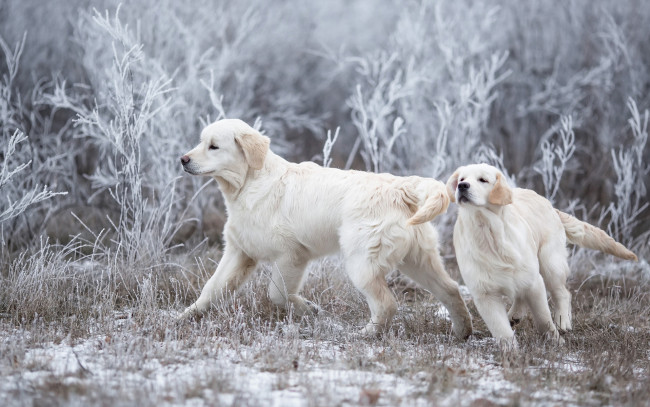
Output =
[
  {"x1": 533, "y1": 116, "x2": 576, "y2": 206},
  {"x1": 0, "y1": 35, "x2": 69, "y2": 255},
  {"x1": 69, "y1": 7, "x2": 182, "y2": 272}
]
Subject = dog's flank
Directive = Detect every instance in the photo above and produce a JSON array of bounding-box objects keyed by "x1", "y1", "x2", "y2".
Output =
[{"x1": 555, "y1": 210, "x2": 638, "y2": 261}]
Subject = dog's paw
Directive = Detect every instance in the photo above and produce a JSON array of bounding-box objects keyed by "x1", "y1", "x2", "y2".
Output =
[
  {"x1": 176, "y1": 306, "x2": 201, "y2": 324},
  {"x1": 452, "y1": 320, "x2": 473, "y2": 341},
  {"x1": 496, "y1": 336, "x2": 519, "y2": 351},
  {"x1": 289, "y1": 297, "x2": 321, "y2": 317},
  {"x1": 303, "y1": 300, "x2": 321, "y2": 315},
  {"x1": 360, "y1": 322, "x2": 381, "y2": 337},
  {"x1": 553, "y1": 332, "x2": 566, "y2": 345},
  {"x1": 543, "y1": 328, "x2": 565, "y2": 345}
]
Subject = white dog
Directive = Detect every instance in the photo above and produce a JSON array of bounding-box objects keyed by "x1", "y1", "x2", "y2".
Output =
[
  {"x1": 178, "y1": 119, "x2": 472, "y2": 338},
  {"x1": 441, "y1": 164, "x2": 637, "y2": 346}
]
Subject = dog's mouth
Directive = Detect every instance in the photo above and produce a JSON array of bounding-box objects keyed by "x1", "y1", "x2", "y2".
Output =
[
  {"x1": 457, "y1": 193, "x2": 471, "y2": 204},
  {"x1": 182, "y1": 165, "x2": 210, "y2": 176},
  {"x1": 182, "y1": 166, "x2": 197, "y2": 175}
]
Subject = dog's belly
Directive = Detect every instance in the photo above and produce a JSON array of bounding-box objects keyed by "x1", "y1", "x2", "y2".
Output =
[{"x1": 227, "y1": 218, "x2": 341, "y2": 262}]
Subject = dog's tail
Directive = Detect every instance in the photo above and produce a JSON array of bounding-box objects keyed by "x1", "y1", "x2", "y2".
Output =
[
  {"x1": 406, "y1": 180, "x2": 450, "y2": 225},
  {"x1": 556, "y1": 210, "x2": 637, "y2": 261}
]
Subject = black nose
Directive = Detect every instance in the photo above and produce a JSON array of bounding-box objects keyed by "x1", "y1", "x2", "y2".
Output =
[
  {"x1": 458, "y1": 182, "x2": 470, "y2": 191},
  {"x1": 180, "y1": 155, "x2": 190, "y2": 165}
]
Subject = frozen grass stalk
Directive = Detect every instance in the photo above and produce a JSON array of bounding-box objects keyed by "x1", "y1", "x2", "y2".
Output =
[
  {"x1": 534, "y1": 116, "x2": 576, "y2": 205},
  {"x1": 321, "y1": 127, "x2": 340, "y2": 168}
]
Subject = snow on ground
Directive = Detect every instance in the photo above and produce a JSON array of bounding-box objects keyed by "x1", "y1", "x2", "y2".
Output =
[{"x1": 0, "y1": 319, "x2": 599, "y2": 407}]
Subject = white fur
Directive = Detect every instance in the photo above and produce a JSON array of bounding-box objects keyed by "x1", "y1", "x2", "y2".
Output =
[
  {"x1": 447, "y1": 164, "x2": 570, "y2": 347},
  {"x1": 179, "y1": 119, "x2": 472, "y2": 338}
]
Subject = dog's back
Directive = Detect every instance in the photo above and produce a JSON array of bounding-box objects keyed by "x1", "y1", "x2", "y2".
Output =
[{"x1": 509, "y1": 188, "x2": 566, "y2": 253}]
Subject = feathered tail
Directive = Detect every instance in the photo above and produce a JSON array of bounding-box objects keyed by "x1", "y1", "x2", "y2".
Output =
[
  {"x1": 406, "y1": 179, "x2": 450, "y2": 225},
  {"x1": 555, "y1": 210, "x2": 637, "y2": 261}
]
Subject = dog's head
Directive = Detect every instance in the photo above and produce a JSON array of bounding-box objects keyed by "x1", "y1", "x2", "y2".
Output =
[
  {"x1": 180, "y1": 119, "x2": 270, "y2": 178},
  {"x1": 446, "y1": 164, "x2": 513, "y2": 208}
]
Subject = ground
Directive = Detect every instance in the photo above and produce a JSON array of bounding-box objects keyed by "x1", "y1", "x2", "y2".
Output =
[{"x1": 1, "y1": 258, "x2": 648, "y2": 406}]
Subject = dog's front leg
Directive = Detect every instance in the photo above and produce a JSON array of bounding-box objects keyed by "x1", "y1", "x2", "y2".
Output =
[
  {"x1": 473, "y1": 293, "x2": 517, "y2": 349},
  {"x1": 178, "y1": 244, "x2": 257, "y2": 321}
]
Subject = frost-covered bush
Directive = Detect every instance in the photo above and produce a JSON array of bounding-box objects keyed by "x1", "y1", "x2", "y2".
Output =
[
  {"x1": 533, "y1": 116, "x2": 576, "y2": 206},
  {"x1": 0, "y1": 35, "x2": 69, "y2": 256},
  {"x1": 339, "y1": 1, "x2": 510, "y2": 176},
  {"x1": 601, "y1": 99, "x2": 649, "y2": 251},
  {"x1": 69, "y1": 8, "x2": 184, "y2": 269}
]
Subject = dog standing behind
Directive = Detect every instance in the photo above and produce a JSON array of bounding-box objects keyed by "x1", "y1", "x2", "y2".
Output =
[
  {"x1": 440, "y1": 164, "x2": 637, "y2": 346},
  {"x1": 178, "y1": 119, "x2": 473, "y2": 338}
]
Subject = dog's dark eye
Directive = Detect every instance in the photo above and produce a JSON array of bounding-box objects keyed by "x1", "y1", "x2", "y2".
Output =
[
  {"x1": 209, "y1": 145, "x2": 219, "y2": 150},
  {"x1": 479, "y1": 178, "x2": 488, "y2": 183},
  {"x1": 460, "y1": 178, "x2": 465, "y2": 182}
]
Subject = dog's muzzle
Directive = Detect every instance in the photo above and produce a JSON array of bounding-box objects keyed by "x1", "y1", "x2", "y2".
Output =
[
  {"x1": 180, "y1": 155, "x2": 196, "y2": 174},
  {"x1": 457, "y1": 182, "x2": 470, "y2": 203}
]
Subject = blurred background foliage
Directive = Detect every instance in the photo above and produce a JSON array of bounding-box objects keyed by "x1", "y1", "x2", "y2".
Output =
[{"x1": 0, "y1": 0, "x2": 648, "y2": 308}]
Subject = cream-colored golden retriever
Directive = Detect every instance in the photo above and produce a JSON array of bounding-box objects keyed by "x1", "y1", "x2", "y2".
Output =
[
  {"x1": 178, "y1": 119, "x2": 472, "y2": 338},
  {"x1": 442, "y1": 164, "x2": 636, "y2": 346}
]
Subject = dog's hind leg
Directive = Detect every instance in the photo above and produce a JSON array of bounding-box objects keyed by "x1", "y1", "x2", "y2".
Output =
[
  {"x1": 178, "y1": 244, "x2": 257, "y2": 320},
  {"x1": 400, "y1": 248, "x2": 473, "y2": 340},
  {"x1": 539, "y1": 244, "x2": 572, "y2": 331},
  {"x1": 344, "y1": 254, "x2": 397, "y2": 335},
  {"x1": 268, "y1": 255, "x2": 318, "y2": 316},
  {"x1": 524, "y1": 272, "x2": 563, "y2": 343}
]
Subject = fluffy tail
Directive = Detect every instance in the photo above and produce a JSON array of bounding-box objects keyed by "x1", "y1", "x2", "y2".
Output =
[
  {"x1": 406, "y1": 180, "x2": 450, "y2": 225},
  {"x1": 555, "y1": 210, "x2": 638, "y2": 261}
]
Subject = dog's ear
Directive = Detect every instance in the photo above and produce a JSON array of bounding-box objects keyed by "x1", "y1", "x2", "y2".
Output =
[
  {"x1": 446, "y1": 171, "x2": 460, "y2": 203},
  {"x1": 488, "y1": 173, "x2": 513, "y2": 206},
  {"x1": 235, "y1": 131, "x2": 270, "y2": 170}
]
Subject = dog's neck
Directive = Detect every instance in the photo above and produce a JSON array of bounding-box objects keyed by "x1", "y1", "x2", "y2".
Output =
[
  {"x1": 457, "y1": 202, "x2": 509, "y2": 227},
  {"x1": 458, "y1": 204, "x2": 508, "y2": 229},
  {"x1": 214, "y1": 172, "x2": 245, "y2": 197},
  {"x1": 214, "y1": 150, "x2": 286, "y2": 204}
]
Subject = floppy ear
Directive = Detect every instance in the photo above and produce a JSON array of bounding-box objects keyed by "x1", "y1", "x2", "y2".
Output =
[
  {"x1": 235, "y1": 131, "x2": 270, "y2": 170},
  {"x1": 446, "y1": 171, "x2": 459, "y2": 203},
  {"x1": 488, "y1": 173, "x2": 513, "y2": 206}
]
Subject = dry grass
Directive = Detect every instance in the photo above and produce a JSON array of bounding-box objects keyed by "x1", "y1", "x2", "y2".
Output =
[{"x1": 1, "y1": 253, "x2": 648, "y2": 407}]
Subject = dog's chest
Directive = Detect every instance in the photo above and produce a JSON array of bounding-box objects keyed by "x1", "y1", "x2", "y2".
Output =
[
  {"x1": 455, "y1": 211, "x2": 536, "y2": 292},
  {"x1": 227, "y1": 219, "x2": 282, "y2": 260},
  {"x1": 461, "y1": 215, "x2": 518, "y2": 262}
]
